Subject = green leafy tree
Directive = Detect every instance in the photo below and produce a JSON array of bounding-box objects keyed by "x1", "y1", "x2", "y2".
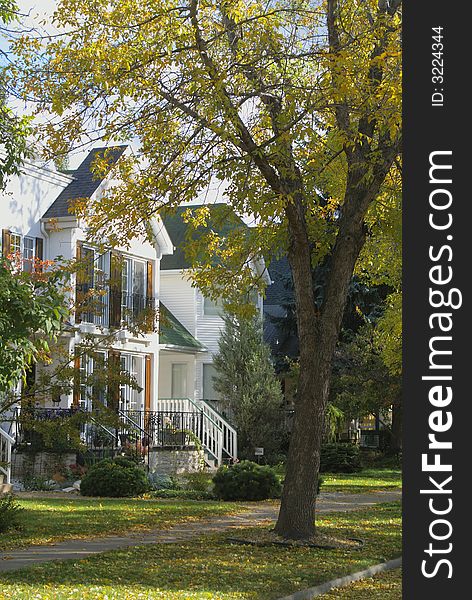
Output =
[
  {"x1": 13, "y1": 0, "x2": 402, "y2": 538},
  {"x1": 0, "y1": 259, "x2": 70, "y2": 399},
  {"x1": 213, "y1": 314, "x2": 284, "y2": 461},
  {"x1": 0, "y1": 0, "x2": 30, "y2": 188},
  {"x1": 331, "y1": 323, "x2": 401, "y2": 451}
]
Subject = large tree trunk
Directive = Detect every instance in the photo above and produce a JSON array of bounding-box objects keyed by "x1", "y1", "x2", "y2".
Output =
[{"x1": 274, "y1": 184, "x2": 375, "y2": 539}]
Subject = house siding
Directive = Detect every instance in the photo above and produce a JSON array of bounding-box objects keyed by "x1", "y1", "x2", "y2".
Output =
[
  {"x1": 1, "y1": 158, "x2": 165, "y2": 414},
  {"x1": 0, "y1": 162, "x2": 72, "y2": 242},
  {"x1": 159, "y1": 271, "x2": 196, "y2": 335}
]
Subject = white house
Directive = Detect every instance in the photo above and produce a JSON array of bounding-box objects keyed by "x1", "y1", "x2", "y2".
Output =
[
  {"x1": 1, "y1": 147, "x2": 276, "y2": 473},
  {"x1": 158, "y1": 205, "x2": 270, "y2": 409},
  {"x1": 1, "y1": 147, "x2": 174, "y2": 416}
]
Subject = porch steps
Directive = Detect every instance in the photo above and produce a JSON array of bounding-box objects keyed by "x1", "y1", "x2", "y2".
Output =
[{"x1": 157, "y1": 398, "x2": 238, "y2": 468}]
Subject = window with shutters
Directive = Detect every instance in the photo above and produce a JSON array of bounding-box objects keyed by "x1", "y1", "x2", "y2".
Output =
[{"x1": 77, "y1": 244, "x2": 154, "y2": 331}]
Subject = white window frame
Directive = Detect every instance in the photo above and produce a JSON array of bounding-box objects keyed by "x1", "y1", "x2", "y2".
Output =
[
  {"x1": 8, "y1": 232, "x2": 36, "y2": 272},
  {"x1": 121, "y1": 256, "x2": 146, "y2": 319},
  {"x1": 202, "y1": 363, "x2": 219, "y2": 401},
  {"x1": 203, "y1": 295, "x2": 224, "y2": 317},
  {"x1": 81, "y1": 246, "x2": 110, "y2": 327},
  {"x1": 119, "y1": 353, "x2": 145, "y2": 412},
  {"x1": 79, "y1": 351, "x2": 107, "y2": 411}
]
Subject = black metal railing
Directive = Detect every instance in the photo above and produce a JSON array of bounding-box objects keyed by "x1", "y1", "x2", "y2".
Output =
[
  {"x1": 118, "y1": 292, "x2": 155, "y2": 328},
  {"x1": 118, "y1": 409, "x2": 202, "y2": 448},
  {"x1": 76, "y1": 284, "x2": 155, "y2": 329},
  {"x1": 12, "y1": 407, "x2": 203, "y2": 457}
]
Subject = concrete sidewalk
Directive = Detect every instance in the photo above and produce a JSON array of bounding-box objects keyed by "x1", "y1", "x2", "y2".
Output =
[{"x1": 0, "y1": 490, "x2": 401, "y2": 573}]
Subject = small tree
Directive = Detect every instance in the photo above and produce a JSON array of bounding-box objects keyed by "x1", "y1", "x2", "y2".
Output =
[
  {"x1": 213, "y1": 314, "x2": 284, "y2": 461},
  {"x1": 0, "y1": 258, "x2": 69, "y2": 399}
]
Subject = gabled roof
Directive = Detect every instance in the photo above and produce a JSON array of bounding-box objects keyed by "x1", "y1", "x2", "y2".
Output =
[
  {"x1": 159, "y1": 302, "x2": 205, "y2": 351},
  {"x1": 42, "y1": 146, "x2": 127, "y2": 219},
  {"x1": 160, "y1": 203, "x2": 246, "y2": 270},
  {"x1": 263, "y1": 256, "x2": 299, "y2": 358}
]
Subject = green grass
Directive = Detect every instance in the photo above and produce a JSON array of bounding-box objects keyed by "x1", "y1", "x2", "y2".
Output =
[
  {"x1": 318, "y1": 568, "x2": 402, "y2": 599},
  {"x1": 1, "y1": 497, "x2": 241, "y2": 551},
  {"x1": 0, "y1": 502, "x2": 402, "y2": 600},
  {"x1": 321, "y1": 469, "x2": 402, "y2": 493}
]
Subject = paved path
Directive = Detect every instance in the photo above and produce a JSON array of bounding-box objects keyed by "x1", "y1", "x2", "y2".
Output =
[{"x1": 0, "y1": 490, "x2": 401, "y2": 573}]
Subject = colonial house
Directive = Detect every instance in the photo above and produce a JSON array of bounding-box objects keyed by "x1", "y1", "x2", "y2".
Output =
[
  {"x1": 158, "y1": 205, "x2": 269, "y2": 408},
  {"x1": 0, "y1": 147, "x2": 272, "y2": 484}
]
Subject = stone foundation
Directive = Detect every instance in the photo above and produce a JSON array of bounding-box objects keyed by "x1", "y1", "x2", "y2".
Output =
[
  {"x1": 11, "y1": 448, "x2": 204, "y2": 479},
  {"x1": 148, "y1": 447, "x2": 204, "y2": 475},
  {"x1": 11, "y1": 451, "x2": 77, "y2": 480}
]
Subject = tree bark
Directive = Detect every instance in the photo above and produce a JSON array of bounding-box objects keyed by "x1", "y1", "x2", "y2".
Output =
[{"x1": 274, "y1": 172, "x2": 393, "y2": 539}]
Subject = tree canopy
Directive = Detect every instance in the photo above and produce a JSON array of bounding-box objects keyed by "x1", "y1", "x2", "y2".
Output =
[
  {"x1": 0, "y1": 0, "x2": 30, "y2": 188},
  {"x1": 0, "y1": 259, "x2": 69, "y2": 398},
  {"x1": 12, "y1": 0, "x2": 402, "y2": 539}
]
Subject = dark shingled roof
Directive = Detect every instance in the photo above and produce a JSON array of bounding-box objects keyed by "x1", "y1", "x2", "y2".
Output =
[
  {"x1": 263, "y1": 256, "x2": 299, "y2": 358},
  {"x1": 264, "y1": 256, "x2": 292, "y2": 306},
  {"x1": 43, "y1": 146, "x2": 127, "y2": 219},
  {"x1": 159, "y1": 302, "x2": 205, "y2": 351},
  {"x1": 160, "y1": 203, "x2": 246, "y2": 270}
]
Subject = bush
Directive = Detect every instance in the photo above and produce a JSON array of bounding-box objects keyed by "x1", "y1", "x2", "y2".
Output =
[
  {"x1": 21, "y1": 473, "x2": 56, "y2": 491},
  {"x1": 182, "y1": 471, "x2": 212, "y2": 492},
  {"x1": 147, "y1": 472, "x2": 181, "y2": 491},
  {"x1": 0, "y1": 494, "x2": 25, "y2": 532},
  {"x1": 320, "y1": 443, "x2": 362, "y2": 473},
  {"x1": 80, "y1": 457, "x2": 149, "y2": 497},
  {"x1": 213, "y1": 460, "x2": 281, "y2": 501}
]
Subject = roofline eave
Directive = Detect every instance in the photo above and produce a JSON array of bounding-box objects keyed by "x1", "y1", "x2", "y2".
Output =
[{"x1": 159, "y1": 343, "x2": 207, "y2": 354}]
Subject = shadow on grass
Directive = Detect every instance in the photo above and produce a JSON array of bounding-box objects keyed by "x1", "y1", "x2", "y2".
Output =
[
  {"x1": 0, "y1": 504, "x2": 402, "y2": 600},
  {"x1": 1, "y1": 498, "x2": 242, "y2": 551}
]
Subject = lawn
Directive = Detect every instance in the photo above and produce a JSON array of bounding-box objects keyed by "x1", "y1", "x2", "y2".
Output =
[
  {"x1": 321, "y1": 468, "x2": 402, "y2": 494},
  {"x1": 0, "y1": 502, "x2": 402, "y2": 600},
  {"x1": 0, "y1": 497, "x2": 242, "y2": 552},
  {"x1": 318, "y1": 568, "x2": 402, "y2": 599}
]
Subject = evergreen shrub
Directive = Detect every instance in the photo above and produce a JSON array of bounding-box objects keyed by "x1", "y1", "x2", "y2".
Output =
[
  {"x1": 320, "y1": 443, "x2": 362, "y2": 473},
  {"x1": 80, "y1": 457, "x2": 149, "y2": 497},
  {"x1": 213, "y1": 460, "x2": 281, "y2": 501},
  {"x1": 0, "y1": 494, "x2": 24, "y2": 532}
]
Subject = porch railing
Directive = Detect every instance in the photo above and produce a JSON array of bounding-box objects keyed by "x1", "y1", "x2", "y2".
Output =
[
  {"x1": 10, "y1": 401, "x2": 237, "y2": 468},
  {"x1": 158, "y1": 398, "x2": 237, "y2": 465},
  {"x1": 77, "y1": 285, "x2": 154, "y2": 329}
]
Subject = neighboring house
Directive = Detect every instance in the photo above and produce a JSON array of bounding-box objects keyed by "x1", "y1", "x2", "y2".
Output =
[
  {"x1": 1, "y1": 147, "x2": 173, "y2": 415},
  {"x1": 158, "y1": 205, "x2": 270, "y2": 407},
  {"x1": 2, "y1": 149, "x2": 269, "y2": 475}
]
